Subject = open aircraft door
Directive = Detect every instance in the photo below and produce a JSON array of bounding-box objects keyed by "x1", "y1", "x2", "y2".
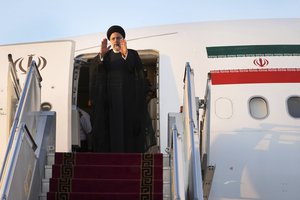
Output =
[{"x1": 0, "y1": 41, "x2": 75, "y2": 158}]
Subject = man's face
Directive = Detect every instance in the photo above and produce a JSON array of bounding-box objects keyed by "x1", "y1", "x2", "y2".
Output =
[{"x1": 109, "y1": 32, "x2": 123, "y2": 51}]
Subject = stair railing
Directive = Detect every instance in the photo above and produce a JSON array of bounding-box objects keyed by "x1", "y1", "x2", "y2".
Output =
[
  {"x1": 0, "y1": 61, "x2": 41, "y2": 193},
  {"x1": 171, "y1": 124, "x2": 185, "y2": 199},
  {"x1": 183, "y1": 62, "x2": 204, "y2": 200},
  {"x1": 8, "y1": 54, "x2": 22, "y2": 100},
  {"x1": 0, "y1": 123, "x2": 37, "y2": 200}
]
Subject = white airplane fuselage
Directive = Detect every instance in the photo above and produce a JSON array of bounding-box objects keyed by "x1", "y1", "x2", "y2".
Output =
[{"x1": 1, "y1": 18, "x2": 300, "y2": 199}]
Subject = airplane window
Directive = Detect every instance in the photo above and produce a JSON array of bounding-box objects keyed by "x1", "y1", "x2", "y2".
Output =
[
  {"x1": 287, "y1": 96, "x2": 300, "y2": 118},
  {"x1": 249, "y1": 97, "x2": 268, "y2": 119}
]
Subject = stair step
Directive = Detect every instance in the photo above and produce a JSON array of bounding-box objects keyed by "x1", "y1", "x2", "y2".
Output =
[
  {"x1": 42, "y1": 178, "x2": 171, "y2": 195},
  {"x1": 45, "y1": 165, "x2": 170, "y2": 181},
  {"x1": 50, "y1": 178, "x2": 162, "y2": 192},
  {"x1": 53, "y1": 165, "x2": 162, "y2": 179},
  {"x1": 39, "y1": 192, "x2": 171, "y2": 200},
  {"x1": 47, "y1": 152, "x2": 170, "y2": 166},
  {"x1": 43, "y1": 153, "x2": 171, "y2": 199},
  {"x1": 54, "y1": 152, "x2": 163, "y2": 165},
  {"x1": 46, "y1": 192, "x2": 163, "y2": 200}
]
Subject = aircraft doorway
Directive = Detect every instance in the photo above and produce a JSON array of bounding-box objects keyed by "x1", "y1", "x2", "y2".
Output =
[{"x1": 72, "y1": 49, "x2": 160, "y2": 151}]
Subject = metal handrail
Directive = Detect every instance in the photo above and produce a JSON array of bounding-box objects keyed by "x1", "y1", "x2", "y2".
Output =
[
  {"x1": 1, "y1": 123, "x2": 30, "y2": 199},
  {"x1": 185, "y1": 62, "x2": 203, "y2": 200},
  {"x1": 0, "y1": 61, "x2": 40, "y2": 182},
  {"x1": 172, "y1": 125, "x2": 181, "y2": 200},
  {"x1": 8, "y1": 54, "x2": 22, "y2": 100}
]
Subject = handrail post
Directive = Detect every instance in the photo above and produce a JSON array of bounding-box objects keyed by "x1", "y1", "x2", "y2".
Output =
[{"x1": 172, "y1": 125, "x2": 181, "y2": 200}]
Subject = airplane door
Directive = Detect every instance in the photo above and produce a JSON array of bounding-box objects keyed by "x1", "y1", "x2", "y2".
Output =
[{"x1": 0, "y1": 40, "x2": 75, "y2": 153}]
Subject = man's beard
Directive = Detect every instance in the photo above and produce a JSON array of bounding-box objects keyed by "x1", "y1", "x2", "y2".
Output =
[{"x1": 113, "y1": 44, "x2": 121, "y2": 52}]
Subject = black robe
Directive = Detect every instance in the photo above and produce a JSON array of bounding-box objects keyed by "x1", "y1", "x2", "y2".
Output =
[{"x1": 89, "y1": 49, "x2": 156, "y2": 153}]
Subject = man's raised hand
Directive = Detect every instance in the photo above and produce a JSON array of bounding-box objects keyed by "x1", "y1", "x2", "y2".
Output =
[{"x1": 100, "y1": 38, "x2": 111, "y2": 57}]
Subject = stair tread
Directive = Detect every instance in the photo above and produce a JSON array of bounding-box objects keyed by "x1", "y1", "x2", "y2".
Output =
[
  {"x1": 46, "y1": 152, "x2": 166, "y2": 200},
  {"x1": 47, "y1": 192, "x2": 163, "y2": 200},
  {"x1": 49, "y1": 178, "x2": 163, "y2": 193},
  {"x1": 54, "y1": 152, "x2": 164, "y2": 166},
  {"x1": 52, "y1": 164, "x2": 163, "y2": 179}
]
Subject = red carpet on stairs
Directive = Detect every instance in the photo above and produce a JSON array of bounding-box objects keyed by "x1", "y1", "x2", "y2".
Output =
[{"x1": 47, "y1": 152, "x2": 163, "y2": 200}]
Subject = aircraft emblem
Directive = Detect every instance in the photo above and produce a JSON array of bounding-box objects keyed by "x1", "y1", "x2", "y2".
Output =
[
  {"x1": 14, "y1": 54, "x2": 47, "y2": 73},
  {"x1": 253, "y1": 57, "x2": 269, "y2": 67}
]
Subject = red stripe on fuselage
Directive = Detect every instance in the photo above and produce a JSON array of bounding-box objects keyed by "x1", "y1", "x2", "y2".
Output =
[{"x1": 211, "y1": 68, "x2": 300, "y2": 85}]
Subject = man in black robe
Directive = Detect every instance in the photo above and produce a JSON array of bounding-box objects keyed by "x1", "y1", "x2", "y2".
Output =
[{"x1": 89, "y1": 25, "x2": 156, "y2": 153}]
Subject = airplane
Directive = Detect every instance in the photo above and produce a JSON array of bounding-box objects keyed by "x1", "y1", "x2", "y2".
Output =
[{"x1": 0, "y1": 18, "x2": 300, "y2": 199}]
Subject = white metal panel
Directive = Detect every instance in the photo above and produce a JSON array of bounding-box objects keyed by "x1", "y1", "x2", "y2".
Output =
[
  {"x1": 0, "y1": 61, "x2": 9, "y2": 166},
  {"x1": 210, "y1": 83, "x2": 300, "y2": 132},
  {"x1": 0, "y1": 41, "x2": 75, "y2": 152},
  {"x1": 208, "y1": 82, "x2": 300, "y2": 200},
  {"x1": 0, "y1": 64, "x2": 17, "y2": 167},
  {"x1": 70, "y1": 19, "x2": 300, "y2": 153}
]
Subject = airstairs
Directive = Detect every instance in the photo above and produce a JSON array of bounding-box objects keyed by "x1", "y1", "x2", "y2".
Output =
[
  {"x1": 0, "y1": 61, "x2": 56, "y2": 200},
  {"x1": 39, "y1": 152, "x2": 170, "y2": 199},
  {"x1": 0, "y1": 61, "x2": 212, "y2": 200}
]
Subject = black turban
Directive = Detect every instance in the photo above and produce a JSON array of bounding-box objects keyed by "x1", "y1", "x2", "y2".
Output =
[{"x1": 106, "y1": 25, "x2": 126, "y2": 40}]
